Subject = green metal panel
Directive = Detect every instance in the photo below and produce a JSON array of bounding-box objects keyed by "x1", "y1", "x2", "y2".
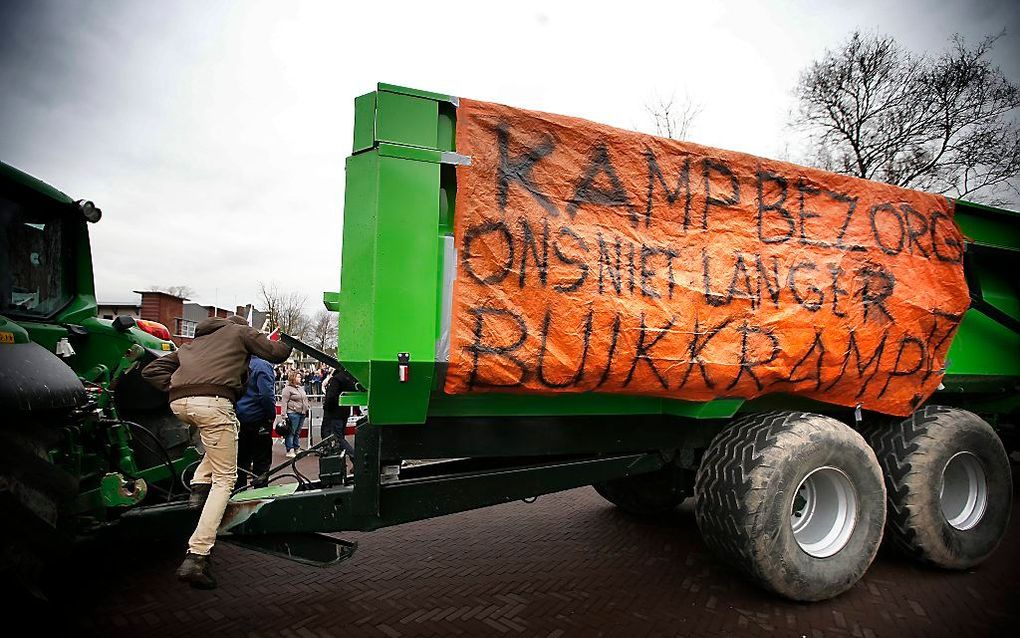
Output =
[
  {"x1": 366, "y1": 154, "x2": 441, "y2": 423},
  {"x1": 335, "y1": 85, "x2": 1020, "y2": 426},
  {"x1": 378, "y1": 83, "x2": 458, "y2": 105},
  {"x1": 352, "y1": 92, "x2": 376, "y2": 153},
  {"x1": 322, "y1": 291, "x2": 341, "y2": 312},
  {"x1": 946, "y1": 307, "x2": 1020, "y2": 379},
  {"x1": 336, "y1": 145, "x2": 443, "y2": 423},
  {"x1": 945, "y1": 201, "x2": 1020, "y2": 381},
  {"x1": 337, "y1": 152, "x2": 379, "y2": 384},
  {"x1": 426, "y1": 392, "x2": 742, "y2": 419},
  {"x1": 0, "y1": 161, "x2": 74, "y2": 204},
  {"x1": 378, "y1": 142, "x2": 446, "y2": 163},
  {"x1": 0, "y1": 315, "x2": 30, "y2": 343},
  {"x1": 954, "y1": 200, "x2": 1020, "y2": 251},
  {"x1": 375, "y1": 90, "x2": 439, "y2": 149},
  {"x1": 18, "y1": 315, "x2": 171, "y2": 381},
  {"x1": 339, "y1": 391, "x2": 368, "y2": 406},
  {"x1": 17, "y1": 321, "x2": 66, "y2": 352}
]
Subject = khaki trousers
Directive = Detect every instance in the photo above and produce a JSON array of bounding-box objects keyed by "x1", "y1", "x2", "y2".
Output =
[{"x1": 170, "y1": 396, "x2": 239, "y2": 556}]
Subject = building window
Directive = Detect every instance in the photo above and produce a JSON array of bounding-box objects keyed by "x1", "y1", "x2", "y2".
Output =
[{"x1": 176, "y1": 319, "x2": 197, "y2": 338}]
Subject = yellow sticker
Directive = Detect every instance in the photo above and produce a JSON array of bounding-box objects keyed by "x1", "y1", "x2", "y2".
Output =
[
  {"x1": 0, "y1": 332, "x2": 15, "y2": 344},
  {"x1": 161, "y1": 342, "x2": 172, "y2": 351}
]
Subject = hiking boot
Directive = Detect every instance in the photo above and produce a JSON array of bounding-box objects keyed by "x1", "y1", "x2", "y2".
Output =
[
  {"x1": 188, "y1": 483, "x2": 211, "y2": 509},
  {"x1": 176, "y1": 551, "x2": 217, "y2": 589}
]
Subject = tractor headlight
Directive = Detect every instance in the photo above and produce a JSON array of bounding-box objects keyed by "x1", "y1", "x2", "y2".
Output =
[{"x1": 76, "y1": 199, "x2": 102, "y2": 223}]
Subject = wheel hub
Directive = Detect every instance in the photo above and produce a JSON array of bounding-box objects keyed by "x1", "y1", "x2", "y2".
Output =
[
  {"x1": 791, "y1": 466, "x2": 858, "y2": 558},
  {"x1": 940, "y1": 452, "x2": 987, "y2": 531}
]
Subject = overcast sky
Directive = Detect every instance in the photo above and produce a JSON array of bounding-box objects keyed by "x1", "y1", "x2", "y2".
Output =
[{"x1": 1, "y1": 0, "x2": 1017, "y2": 314}]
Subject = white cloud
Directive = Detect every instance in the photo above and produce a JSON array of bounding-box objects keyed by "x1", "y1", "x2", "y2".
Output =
[{"x1": 1, "y1": 0, "x2": 1016, "y2": 312}]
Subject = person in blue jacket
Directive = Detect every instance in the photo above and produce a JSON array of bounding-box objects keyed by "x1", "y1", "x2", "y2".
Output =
[{"x1": 235, "y1": 356, "x2": 277, "y2": 488}]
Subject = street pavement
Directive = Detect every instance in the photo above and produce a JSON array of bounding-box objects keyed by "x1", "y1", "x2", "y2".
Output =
[{"x1": 42, "y1": 453, "x2": 1020, "y2": 638}]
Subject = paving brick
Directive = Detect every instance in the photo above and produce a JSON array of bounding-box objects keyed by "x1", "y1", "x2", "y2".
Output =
[{"x1": 38, "y1": 471, "x2": 1020, "y2": 638}]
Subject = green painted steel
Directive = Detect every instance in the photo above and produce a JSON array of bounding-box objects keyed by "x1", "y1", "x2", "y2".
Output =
[
  {"x1": 954, "y1": 200, "x2": 1020, "y2": 252},
  {"x1": 943, "y1": 201, "x2": 1020, "y2": 387},
  {"x1": 0, "y1": 160, "x2": 74, "y2": 205},
  {"x1": 1, "y1": 161, "x2": 194, "y2": 539},
  {"x1": 322, "y1": 291, "x2": 341, "y2": 312},
  {"x1": 352, "y1": 92, "x2": 376, "y2": 153},
  {"x1": 0, "y1": 315, "x2": 30, "y2": 343},
  {"x1": 99, "y1": 472, "x2": 147, "y2": 507},
  {"x1": 375, "y1": 90, "x2": 439, "y2": 149},
  {"x1": 377, "y1": 82, "x2": 459, "y2": 105},
  {"x1": 120, "y1": 451, "x2": 666, "y2": 537},
  {"x1": 335, "y1": 84, "x2": 1019, "y2": 425}
]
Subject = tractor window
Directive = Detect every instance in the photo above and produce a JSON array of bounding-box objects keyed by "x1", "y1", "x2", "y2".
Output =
[{"x1": 0, "y1": 194, "x2": 73, "y2": 318}]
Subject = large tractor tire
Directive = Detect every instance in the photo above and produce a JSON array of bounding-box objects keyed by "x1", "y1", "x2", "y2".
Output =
[
  {"x1": 865, "y1": 405, "x2": 1012, "y2": 569},
  {"x1": 695, "y1": 411, "x2": 886, "y2": 601},
  {"x1": 593, "y1": 463, "x2": 693, "y2": 516},
  {"x1": 0, "y1": 427, "x2": 79, "y2": 597}
]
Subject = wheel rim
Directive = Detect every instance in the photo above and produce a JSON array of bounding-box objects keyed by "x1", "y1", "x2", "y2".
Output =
[
  {"x1": 940, "y1": 452, "x2": 987, "y2": 531},
  {"x1": 790, "y1": 466, "x2": 858, "y2": 558}
]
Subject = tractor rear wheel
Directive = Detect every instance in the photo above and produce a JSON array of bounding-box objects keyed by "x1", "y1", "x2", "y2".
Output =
[
  {"x1": 695, "y1": 411, "x2": 886, "y2": 601},
  {"x1": 0, "y1": 427, "x2": 78, "y2": 597},
  {"x1": 864, "y1": 405, "x2": 1012, "y2": 569}
]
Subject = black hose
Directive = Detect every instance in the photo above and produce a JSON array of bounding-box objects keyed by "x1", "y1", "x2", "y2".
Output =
[
  {"x1": 266, "y1": 473, "x2": 306, "y2": 487},
  {"x1": 291, "y1": 462, "x2": 311, "y2": 487},
  {"x1": 229, "y1": 429, "x2": 342, "y2": 497},
  {"x1": 120, "y1": 419, "x2": 179, "y2": 488},
  {"x1": 180, "y1": 459, "x2": 201, "y2": 493},
  {"x1": 110, "y1": 419, "x2": 183, "y2": 497}
]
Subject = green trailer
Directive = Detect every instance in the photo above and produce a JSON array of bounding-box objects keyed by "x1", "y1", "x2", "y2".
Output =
[
  {"x1": 124, "y1": 84, "x2": 1018, "y2": 601},
  {"x1": 9, "y1": 84, "x2": 1019, "y2": 602}
]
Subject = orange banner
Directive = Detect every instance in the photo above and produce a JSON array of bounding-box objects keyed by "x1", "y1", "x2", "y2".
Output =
[{"x1": 445, "y1": 98, "x2": 969, "y2": 416}]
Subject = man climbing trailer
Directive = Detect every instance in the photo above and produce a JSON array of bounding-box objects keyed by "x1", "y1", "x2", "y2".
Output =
[{"x1": 5, "y1": 84, "x2": 1017, "y2": 602}]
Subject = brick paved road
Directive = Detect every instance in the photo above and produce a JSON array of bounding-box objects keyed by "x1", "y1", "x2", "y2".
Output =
[{"x1": 43, "y1": 453, "x2": 1020, "y2": 638}]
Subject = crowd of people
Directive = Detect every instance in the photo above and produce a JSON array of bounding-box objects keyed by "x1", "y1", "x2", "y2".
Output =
[
  {"x1": 266, "y1": 363, "x2": 356, "y2": 457},
  {"x1": 273, "y1": 364, "x2": 330, "y2": 396}
]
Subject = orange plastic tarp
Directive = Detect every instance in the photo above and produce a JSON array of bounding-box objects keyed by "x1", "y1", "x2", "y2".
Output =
[{"x1": 445, "y1": 98, "x2": 969, "y2": 416}]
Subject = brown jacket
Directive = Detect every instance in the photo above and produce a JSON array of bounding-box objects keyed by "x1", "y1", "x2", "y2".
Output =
[{"x1": 142, "y1": 316, "x2": 291, "y2": 402}]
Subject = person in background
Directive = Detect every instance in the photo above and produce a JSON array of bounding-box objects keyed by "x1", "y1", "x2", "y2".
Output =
[
  {"x1": 319, "y1": 365, "x2": 330, "y2": 394},
  {"x1": 281, "y1": 371, "x2": 310, "y2": 457},
  {"x1": 141, "y1": 315, "x2": 291, "y2": 589},
  {"x1": 235, "y1": 356, "x2": 276, "y2": 488},
  {"x1": 321, "y1": 369, "x2": 358, "y2": 461}
]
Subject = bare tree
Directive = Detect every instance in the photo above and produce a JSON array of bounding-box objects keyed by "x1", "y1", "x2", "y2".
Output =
[
  {"x1": 148, "y1": 284, "x2": 195, "y2": 299},
  {"x1": 646, "y1": 92, "x2": 702, "y2": 140},
  {"x1": 310, "y1": 309, "x2": 338, "y2": 354},
  {"x1": 791, "y1": 31, "x2": 1020, "y2": 206},
  {"x1": 258, "y1": 281, "x2": 309, "y2": 339}
]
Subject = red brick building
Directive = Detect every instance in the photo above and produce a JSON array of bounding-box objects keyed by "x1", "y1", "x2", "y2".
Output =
[{"x1": 132, "y1": 290, "x2": 237, "y2": 347}]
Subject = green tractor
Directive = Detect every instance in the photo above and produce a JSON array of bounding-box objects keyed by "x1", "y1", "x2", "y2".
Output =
[{"x1": 0, "y1": 161, "x2": 198, "y2": 592}]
